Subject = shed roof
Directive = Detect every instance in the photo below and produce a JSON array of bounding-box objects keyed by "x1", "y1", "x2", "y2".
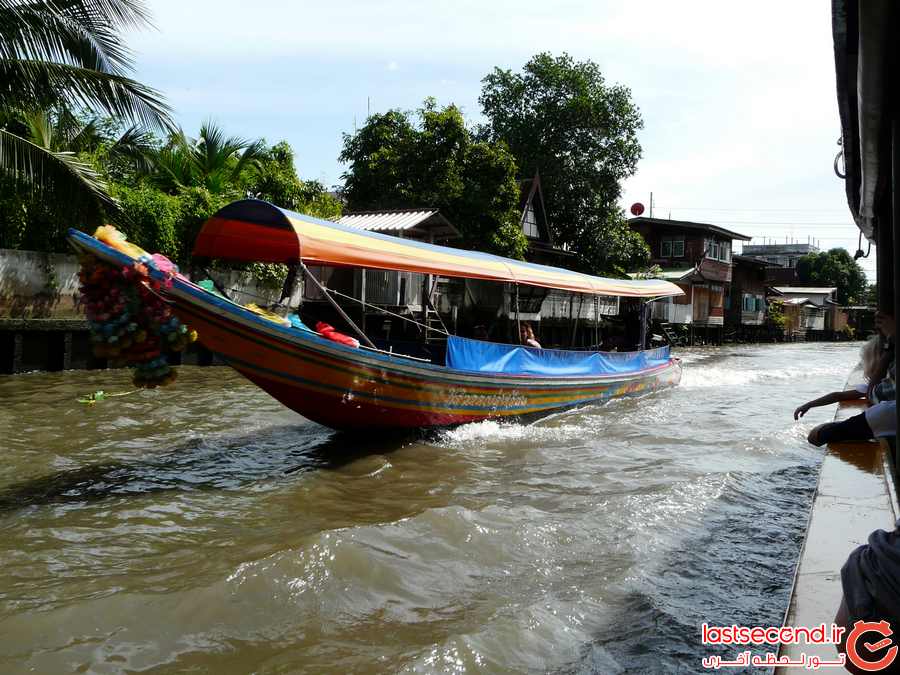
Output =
[
  {"x1": 338, "y1": 209, "x2": 460, "y2": 240},
  {"x1": 733, "y1": 254, "x2": 779, "y2": 267},
  {"x1": 628, "y1": 217, "x2": 752, "y2": 241},
  {"x1": 627, "y1": 268, "x2": 693, "y2": 281},
  {"x1": 771, "y1": 286, "x2": 837, "y2": 295}
]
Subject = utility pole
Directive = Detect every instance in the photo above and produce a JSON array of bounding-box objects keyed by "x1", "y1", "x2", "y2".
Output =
[{"x1": 649, "y1": 192, "x2": 654, "y2": 218}]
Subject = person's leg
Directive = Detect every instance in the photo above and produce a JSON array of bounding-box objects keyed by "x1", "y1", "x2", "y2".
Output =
[{"x1": 808, "y1": 412, "x2": 874, "y2": 446}]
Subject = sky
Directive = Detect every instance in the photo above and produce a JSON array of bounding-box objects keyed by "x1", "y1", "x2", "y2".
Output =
[{"x1": 126, "y1": 0, "x2": 876, "y2": 280}]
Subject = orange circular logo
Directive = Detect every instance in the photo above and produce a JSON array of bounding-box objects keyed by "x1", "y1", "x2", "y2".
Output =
[{"x1": 846, "y1": 620, "x2": 899, "y2": 671}]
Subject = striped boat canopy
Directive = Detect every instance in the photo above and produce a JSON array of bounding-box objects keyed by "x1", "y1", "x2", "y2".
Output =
[{"x1": 194, "y1": 199, "x2": 683, "y2": 298}]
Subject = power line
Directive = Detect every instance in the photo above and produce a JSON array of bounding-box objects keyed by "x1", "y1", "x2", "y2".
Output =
[
  {"x1": 658, "y1": 206, "x2": 850, "y2": 213},
  {"x1": 714, "y1": 222, "x2": 856, "y2": 227}
]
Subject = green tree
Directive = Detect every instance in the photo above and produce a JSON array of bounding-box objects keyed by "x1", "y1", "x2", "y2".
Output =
[
  {"x1": 249, "y1": 140, "x2": 341, "y2": 219},
  {"x1": 0, "y1": 0, "x2": 171, "y2": 216},
  {"x1": 153, "y1": 121, "x2": 264, "y2": 195},
  {"x1": 0, "y1": 107, "x2": 160, "y2": 251},
  {"x1": 766, "y1": 298, "x2": 787, "y2": 331},
  {"x1": 479, "y1": 52, "x2": 648, "y2": 273},
  {"x1": 340, "y1": 100, "x2": 526, "y2": 258},
  {"x1": 796, "y1": 248, "x2": 868, "y2": 305}
]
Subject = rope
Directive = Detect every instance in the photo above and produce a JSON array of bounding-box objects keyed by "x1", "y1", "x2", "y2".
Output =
[
  {"x1": 325, "y1": 288, "x2": 450, "y2": 336},
  {"x1": 194, "y1": 272, "x2": 449, "y2": 336}
]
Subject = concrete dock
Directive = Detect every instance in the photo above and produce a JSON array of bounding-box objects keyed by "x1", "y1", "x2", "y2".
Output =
[{"x1": 778, "y1": 388, "x2": 898, "y2": 670}]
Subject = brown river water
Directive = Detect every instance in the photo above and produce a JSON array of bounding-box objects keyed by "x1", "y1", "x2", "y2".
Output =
[{"x1": 0, "y1": 343, "x2": 858, "y2": 674}]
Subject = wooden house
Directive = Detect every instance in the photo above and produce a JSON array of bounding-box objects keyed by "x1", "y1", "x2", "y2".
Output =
[
  {"x1": 628, "y1": 217, "x2": 751, "y2": 338},
  {"x1": 726, "y1": 255, "x2": 772, "y2": 334}
]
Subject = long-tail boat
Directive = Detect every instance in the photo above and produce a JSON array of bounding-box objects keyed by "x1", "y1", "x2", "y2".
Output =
[{"x1": 68, "y1": 199, "x2": 684, "y2": 431}]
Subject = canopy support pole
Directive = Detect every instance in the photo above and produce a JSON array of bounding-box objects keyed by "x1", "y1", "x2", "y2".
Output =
[
  {"x1": 360, "y1": 268, "x2": 367, "y2": 334},
  {"x1": 570, "y1": 294, "x2": 584, "y2": 348},
  {"x1": 639, "y1": 301, "x2": 648, "y2": 351},
  {"x1": 515, "y1": 284, "x2": 521, "y2": 342},
  {"x1": 594, "y1": 296, "x2": 599, "y2": 350},
  {"x1": 300, "y1": 262, "x2": 376, "y2": 349}
]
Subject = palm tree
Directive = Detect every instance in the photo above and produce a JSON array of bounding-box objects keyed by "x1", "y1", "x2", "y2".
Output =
[
  {"x1": 154, "y1": 121, "x2": 265, "y2": 194},
  {"x1": 0, "y1": 0, "x2": 173, "y2": 213}
]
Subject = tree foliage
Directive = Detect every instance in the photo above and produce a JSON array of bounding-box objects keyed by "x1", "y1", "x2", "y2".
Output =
[
  {"x1": 0, "y1": 0, "x2": 172, "y2": 217},
  {"x1": 0, "y1": 112, "x2": 341, "y2": 276},
  {"x1": 479, "y1": 52, "x2": 648, "y2": 273},
  {"x1": 766, "y1": 298, "x2": 787, "y2": 331},
  {"x1": 248, "y1": 140, "x2": 341, "y2": 220},
  {"x1": 796, "y1": 248, "x2": 868, "y2": 305},
  {"x1": 340, "y1": 99, "x2": 526, "y2": 258},
  {"x1": 153, "y1": 121, "x2": 264, "y2": 195}
]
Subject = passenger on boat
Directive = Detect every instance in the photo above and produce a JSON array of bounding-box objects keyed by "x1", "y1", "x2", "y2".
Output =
[
  {"x1": 519, "y1": 322, "x2": 542, "y2": 349},
  {"x1": 793, "y1": 335, "x2": 882, "y2": 419},
  {"x1": 805, "y1": 312, "x2": 896, "y2": 446},
  {"x1": 834, "y1": 316, "x2": 900, "y2": 672}
]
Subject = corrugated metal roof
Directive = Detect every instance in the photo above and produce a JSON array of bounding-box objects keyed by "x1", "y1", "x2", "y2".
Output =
[
  {"x1": 628, "y1": 268, "x2": 692, "y2": 281},
  {"x1": 338, "y1": 209, "x2": 440, "y2": 233},
  {"x1": 772, "y1": 287, "x2": 837, "y2": 294}
]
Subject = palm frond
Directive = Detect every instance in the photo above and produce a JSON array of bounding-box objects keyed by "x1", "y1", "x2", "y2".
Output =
[
  {"x1": 66, "y1": 114, "x2": 101, "y2": 151},
  {"x1": 153, "y1": 140, "x2": 194, "y2": 192},
  {"x1": 0, "y1": 1, "x2": 135, "y2": 75},
  {"x1": 0, "y1": 59, "x2": 173, "y2": 132},
  {"x1": 0, "y1": 126, "x2": 115, "y2": 215},
  {"x1": 232, "y1": 137, "x2": 265, "y2": 179},
  {"x1": 22, "y1": 108, "x2": 53, "y2": 148},
  {"x1": 195, "y1": 120, "x2": 264, "y2": 181},
  {"x1": 108, "y1": 123, "x2": 155, "y2": 173},
  {"x1": 0, "y1": 0, "x2": 151, "y2": 30}
]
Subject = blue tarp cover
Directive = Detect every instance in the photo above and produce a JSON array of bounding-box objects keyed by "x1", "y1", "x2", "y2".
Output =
[{"x1": 446, "y1": 336, "x2": 670, "y2": 376}]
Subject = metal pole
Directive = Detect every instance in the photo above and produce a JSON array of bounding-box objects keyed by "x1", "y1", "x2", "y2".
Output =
[
  {"x1": 594, "y1": 295, "x2": 599, "y2": 350},
  {"x1": 360, "y1": 268, "x2": 367, "y2": 334},
  {"x1": 515, "y1": 284, "x2": 521, "y2": 343},
  {"x1": 299, "y1": 261, "x2": 376, "y2": 349},
  {"x1": 570, "y1": 294, "x2": 584, "y2": 348},
  {"x1": 639, "y1": 301, "x2": 648, "y2": 351}
]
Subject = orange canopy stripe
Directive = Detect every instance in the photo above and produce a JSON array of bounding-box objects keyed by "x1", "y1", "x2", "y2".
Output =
[{"x1": 193, "y1": 199, "x2": 683, "y2": 298}]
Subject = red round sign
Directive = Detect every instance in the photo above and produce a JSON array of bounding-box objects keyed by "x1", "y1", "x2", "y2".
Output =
[{"x1": 631, "y1": 202, "x2": 645, "y2": 216}]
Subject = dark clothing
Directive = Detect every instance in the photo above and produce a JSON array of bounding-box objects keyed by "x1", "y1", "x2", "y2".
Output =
[
  {"x1": 842, "y1": 521, "x2": 900, "y2": 627},
  {"x1": 816, "y1": 412, "x2": 874, "y2": 444}
]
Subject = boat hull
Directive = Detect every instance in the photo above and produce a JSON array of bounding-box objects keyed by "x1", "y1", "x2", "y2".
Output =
[{"x1": 69, "y1": 231, "x2": 682, "y2": 431}]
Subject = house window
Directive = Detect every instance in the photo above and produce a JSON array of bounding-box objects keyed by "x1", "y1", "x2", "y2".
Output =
[
  {"x1": 756, "y1": 295, "x2": 765, "y2": 312},
  {"x1": 660, "y1": 237, "x2": 684, "y2": 258},
  {"x1": 522, "y1": 206, "x2": 539, "y2": 238},
  {"x1": 705, "y1": 238, "x2": 731, "y2": 262}
]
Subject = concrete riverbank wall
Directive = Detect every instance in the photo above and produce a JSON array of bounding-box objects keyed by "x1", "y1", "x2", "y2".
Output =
[{"x1": 0, "y1": 248, "x2": 283, "y2": 374}]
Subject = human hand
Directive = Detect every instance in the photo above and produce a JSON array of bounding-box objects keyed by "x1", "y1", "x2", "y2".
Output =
[
  {"x1": 876, "y1": 311, "x2": 896, "y2": 338},
  {"x1": 794, "y1": 403, "x2": 810, "y2": 420}
]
